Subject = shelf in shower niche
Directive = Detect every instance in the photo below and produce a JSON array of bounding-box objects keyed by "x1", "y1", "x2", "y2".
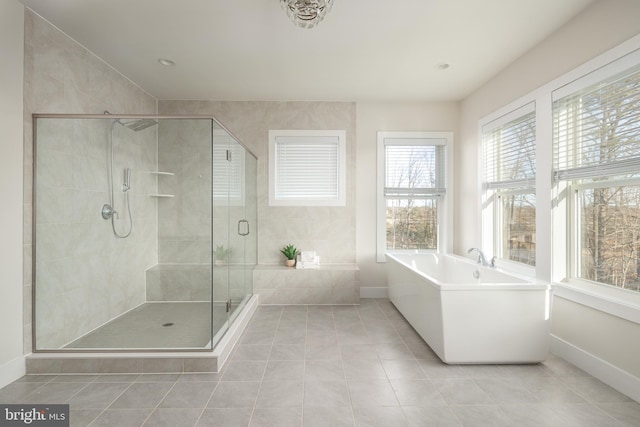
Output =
[
  {"x1": 148, "y1": 171, "x2": 175, "y2": 176},
  {"x1": 149, "y1": 194, "x2": 174, "y2": 198}
]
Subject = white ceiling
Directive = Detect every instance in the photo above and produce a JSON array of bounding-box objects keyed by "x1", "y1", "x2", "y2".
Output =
[{"x1": 19, "y1": 0, "x2": 595, "y2": 102}]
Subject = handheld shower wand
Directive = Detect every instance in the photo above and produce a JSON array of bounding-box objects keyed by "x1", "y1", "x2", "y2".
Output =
[{"x1": 123, "y1": 168, "x2": 131, "y2": 192}]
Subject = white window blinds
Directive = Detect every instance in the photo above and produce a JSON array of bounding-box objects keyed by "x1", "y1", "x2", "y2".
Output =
[
  {"x1": 483, "y1": 103, "x2": 536, "y2": 190},
  {"x1": 213, "y1": 137, "x2": 244, "y2": 202},
  {"x1": 269, "y1": 130, "x2": 346, "y2": 206},
  {"x1": 553, "y1": 65, "x2": 640, "y2": 181},
  {"x1": 384, "y1": 139, "x2": 446, "y2": 197}
]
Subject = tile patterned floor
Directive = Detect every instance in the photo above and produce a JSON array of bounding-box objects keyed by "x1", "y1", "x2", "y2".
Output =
[{"x1": 2, "y1": 299, "x2": 639, "y2": 426}]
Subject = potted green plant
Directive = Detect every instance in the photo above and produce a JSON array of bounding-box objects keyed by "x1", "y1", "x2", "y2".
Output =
[
  {"x1": 214, "y1": 244, "x2": 231, "y2": 266},
  {"x1": 280, "y1": 244, "x2": 300, "y2": 267}
]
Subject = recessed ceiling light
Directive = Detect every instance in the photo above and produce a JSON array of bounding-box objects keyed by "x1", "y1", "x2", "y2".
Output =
[
  {"x1": 435, "y1": 63, "x2": 450, "y2": 71},
  {"x1": 158, "y1": 58, "x2": 176, "y2": 67}
]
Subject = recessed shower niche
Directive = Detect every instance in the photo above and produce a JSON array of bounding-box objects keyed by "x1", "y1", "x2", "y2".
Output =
[{"x1": 32, "y1": 114, "x2": 257, "y2": 354}]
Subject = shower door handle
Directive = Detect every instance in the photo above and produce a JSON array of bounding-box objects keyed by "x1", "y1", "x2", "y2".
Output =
[{"x1": 238, "y1": 220, "x2": 249, "y2": 236}]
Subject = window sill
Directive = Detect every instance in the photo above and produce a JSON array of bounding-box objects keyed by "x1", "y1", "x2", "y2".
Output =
[{"x1": 552, "y1": 280, "x2": 640, "y2": 325}]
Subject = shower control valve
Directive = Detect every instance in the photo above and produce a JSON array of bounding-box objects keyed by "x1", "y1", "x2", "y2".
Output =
[{"x1": 101, "y1": 204, "x2": 118, "y2": 220}]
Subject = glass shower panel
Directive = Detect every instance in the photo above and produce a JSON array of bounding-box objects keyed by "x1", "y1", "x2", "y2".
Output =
[
  {"x1": 33, "y1": 116, "x2": 217, "y2": 351},
  {"x1": 212, "y1": 124, "x2": 231, "y2": 341},
  {"x1": 156, "y1": 118, "x2": 215, "y2": 350},
  {"x1": 238, "y1": 151, "x2": 257, "y2": 316}
]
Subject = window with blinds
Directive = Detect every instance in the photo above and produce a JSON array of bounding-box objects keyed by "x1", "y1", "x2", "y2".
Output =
[
  {"x1": 268, "y1": 130, "x2": 346, "y2": 206},
  {"x1": 553, "y1": 65, "x2": 640, "y2": 182},
  {"x1": 384, "y1": 142, "x2": 446, "y2": 197},
  {"x1": 553, "y1": 59, "x2": 640, "y2": 291},
  {"x1": 212, "y1": 139, "x2": 244, "y2": 203},
  {"x1": 482, "y1": 103, "x2": 536, "y2": 267},
  {"x1": 483, "y1": 103, "x2": 536, "y2": 190},
  {"x1": 377, "y1": 132, "x2": 450, "y2": 257}
]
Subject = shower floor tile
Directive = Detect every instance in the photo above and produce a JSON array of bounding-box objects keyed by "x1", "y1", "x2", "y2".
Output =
[{"x1": 65, "y1": 302, "x2": 227, "y2": 350}]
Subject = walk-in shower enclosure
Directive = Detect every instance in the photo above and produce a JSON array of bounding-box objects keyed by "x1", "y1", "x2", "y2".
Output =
[{"x1": 32, "y1": 114, "x2": 257, "y2": 352}]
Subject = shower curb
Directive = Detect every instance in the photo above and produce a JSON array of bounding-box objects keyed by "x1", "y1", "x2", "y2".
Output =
[{"x1": 24, "y1": 295, "x2": 258, "y2": 375}]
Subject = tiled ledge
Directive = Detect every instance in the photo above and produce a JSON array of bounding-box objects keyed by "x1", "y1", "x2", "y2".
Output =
[{"x1": 253, "y1": 263, "x2": 360, "y2": 305}]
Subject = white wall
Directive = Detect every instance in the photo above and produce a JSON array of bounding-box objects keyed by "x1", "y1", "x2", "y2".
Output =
[
  {"x1": 355, "y1": 102, "x2": 459, "y2": 293},
  {"x1": 0, "y1": 0, "x2": 25, "y2": 387},
  {"x1": 457, "y1": 0, "x2": 640, "y2": 401}
]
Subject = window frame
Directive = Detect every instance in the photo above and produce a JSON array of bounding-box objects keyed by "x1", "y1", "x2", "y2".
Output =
[
  {"x1": 268, "y1": 129, "x2": 346, "y2": 206},
  {"x1": 376, "y1": 131, "x2": 453, "y2": 262},
  {"x1": 480, "y1": 102, "x2": 537, "y2": 273},
  {"x1": 477, "y1": 34, "x2": 640, "y2": 323},
  {"x1": 552, "y1": 55, "x2": 640, "y2": 293}
]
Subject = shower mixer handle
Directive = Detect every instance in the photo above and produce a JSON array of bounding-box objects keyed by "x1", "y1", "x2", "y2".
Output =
[{"x1": 101, "y1": 204, "x2": 118, "y2": 220}]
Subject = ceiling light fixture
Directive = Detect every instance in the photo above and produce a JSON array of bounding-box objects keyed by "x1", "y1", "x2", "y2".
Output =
[{"x1": 280, "y1": 0, "x2": 334, "y2": 29}]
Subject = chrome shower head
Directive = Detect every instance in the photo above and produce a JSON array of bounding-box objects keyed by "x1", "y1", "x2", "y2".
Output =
[{"x1": 117, "y1": 118, "x2": 158, "y2": 132}]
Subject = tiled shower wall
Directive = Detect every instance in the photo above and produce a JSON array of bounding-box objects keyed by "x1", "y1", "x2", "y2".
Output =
[
  {"x1": 154, "y1": 121, "x2": 257, "y2": 304},
  {"x1": 23, "y1": 10, "x2": 157, "y2": 351},
  {"x1": 158, "y1": 101, "x2": 357, "y2": 266}
]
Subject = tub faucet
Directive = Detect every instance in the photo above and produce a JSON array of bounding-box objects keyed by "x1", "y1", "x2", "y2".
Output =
[{"x1": 468, "y1": 248, "x2": 495, "y2": 268}]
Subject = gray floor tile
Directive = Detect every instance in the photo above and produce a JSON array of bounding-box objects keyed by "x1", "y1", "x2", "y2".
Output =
[
  {"x1": 109, "y1": 382, "x2": 173, "y2": 408},
  {"x1": 347, "y1": 379, "x2": 399, "y2": 407},
  {"x1": 270, "y1": 344, "x2": 306, "y2": 360},
  {"x1": 221, "y1": 361, "x2": 266, "y2": 381},
  {"x1": 249, "y1": 407, "x2": 302, "y2": 427},
  {"x1": 598, "y1": 402, "x2": 640, "y2": 427},
  {"x1": 207, "y1": 382, "x2": 260, "y2": 408},
  {"x1": 178, "y1": 373, "x2": 222, "y2": 382},
  {"x1": 560, "y1": 376, "x2": 633, "y2": 403},
  {"x1": 353, "y1": 406, "x2": 407, "y2": 427},
  {"x1": 390, "y1": 379, "x2": 447, "y2": 406},
  {"x1": 70, "y1": 409, "x2": 102, "y2": 427},
  {"x1": 0, "y1": 382, "x2": 45, "y2": 403},
  {"x1": 143, "y1": 408, "x2": 203, "y2": 427},
  {"x1": 5, "y1": 301, "x2": 637, "y2": 427},
  {"x1": 255, "y1": 380, "x2": 303, "y2": 407},
  {"x1": 402, "y1": 406, "x2": 462, "y2": 427},
  {"x1": 304, "y1": 380, "x2": 350, "y2": 407},
  {"x1": 431, "y1": 378, "x2": 493, "y2": 405},
  {"x1": 474, "y1": 377, "x2": 537, "y2": 403},
  {"x1": 93, "y1": 374, "x2": 141, "y2": 382},
  {"x1": 451, "y1": 405, "x2": 513, "y2": 427},
  {"x1": 231, "y1": 344, "x2": 272, "y2": 361},
  {"x1": 382, "y1": 359, "x2": 426, "y2": 380},
  {"x1": 197, "y1": 408, "x2": 252, "y2": 427},
  {"x1": 263, "y1": 360, "x2": 305, "y2": 381},
  {"x1": 305, "y1": 360, "x2": 346, "y2": 381},
  {"x1": 90, "y1": 408, "x2": 153, "y2": 427},
  {"x1": 499, "y1": 404, "x2": 570, "y2": 427},
  {"x1": 552, "y1": 403, "x2": 627, "y2": 427},
  {"x1": 68, "y1": 382, "x2": 130, "y2": 409},
  {"x1": 343, "y1": 359, "x2": 387, "y2": 379},
  {"x1": 303, "y1": 406, "x2": 355, "y2": 427},
  {"x1": 159, "y1": 381, "x2": 217, "y2": 408},
  {"x1": 23, "y1": 382, "x2": 88, "y2": 404}
]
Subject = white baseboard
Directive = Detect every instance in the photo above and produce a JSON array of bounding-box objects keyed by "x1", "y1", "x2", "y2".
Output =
[
  {"x1": 0, "y1": 355, "x2": 26, "y2": 388},
  {"x1": 360, "y1": 287, "x2": 388, "y2": 299},
  {"x1": 550, "y1": 334, "x2": 640, "y2": 403}
]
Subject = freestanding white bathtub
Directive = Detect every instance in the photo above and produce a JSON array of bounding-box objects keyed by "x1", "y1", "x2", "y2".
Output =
[{"x1": 386, "y1": 252, "x2": 551, "y2": 364}]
